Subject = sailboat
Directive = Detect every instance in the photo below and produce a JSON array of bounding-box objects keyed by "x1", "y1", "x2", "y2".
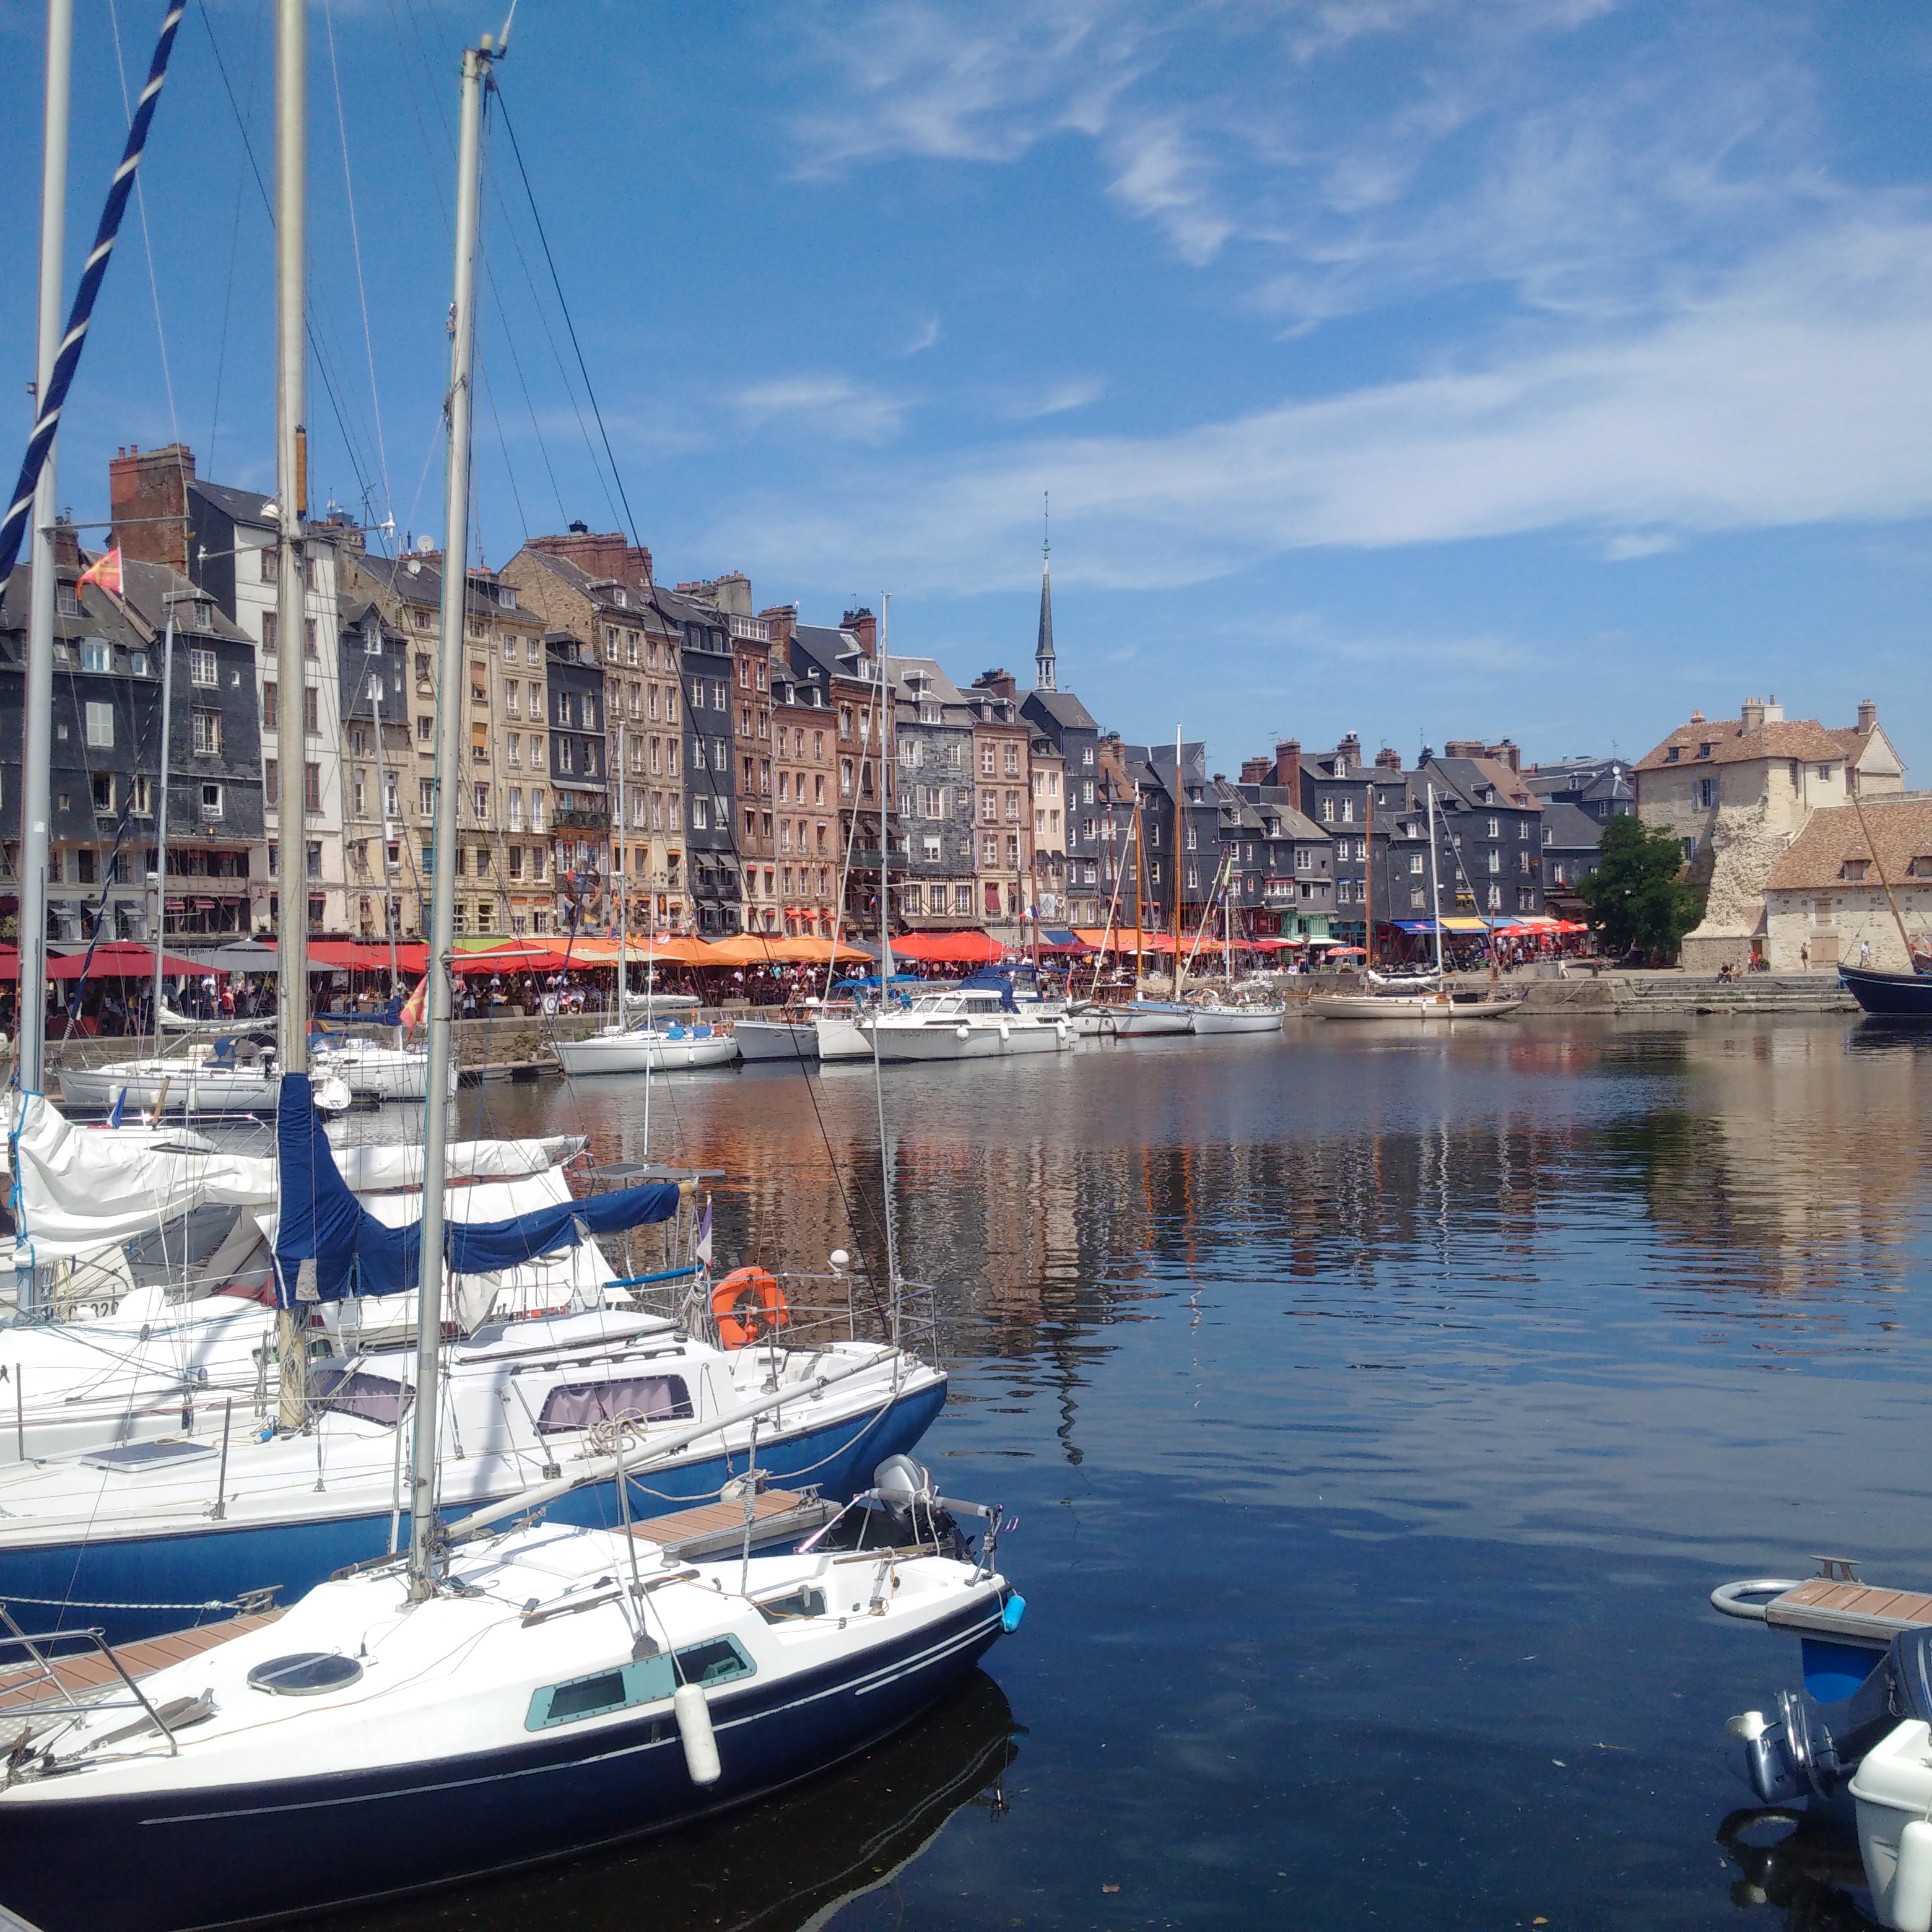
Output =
[
  {"x1": 1185, "y1": 856, "x2": 1284, "y2": 1033},
  {"x1": 0, "y1": 37, "x2": 1016, "y2": 1927},
  {"x1": 1314, "y1": 784, "x2": 1520, "y2": 1022},
  {"x1": 1103, "y1": 784, "x2": 1193, "y2": 1036},
  {"x1": 554, "y1": 725, "x2": 739, "y2": 1073}
]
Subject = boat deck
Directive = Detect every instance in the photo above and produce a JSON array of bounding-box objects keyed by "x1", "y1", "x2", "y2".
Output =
[
  {"x1": 0, "y1": 1488, "x2": 831, "y2": 1718},
  {"x1": 1765, "y1": 1575, "x2": 1932, "y2": 1643}
]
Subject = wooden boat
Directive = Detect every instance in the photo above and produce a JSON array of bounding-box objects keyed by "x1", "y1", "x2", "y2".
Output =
[{"x1": 1840, "y1": 964, "x2": 1932, "y2": 1018}]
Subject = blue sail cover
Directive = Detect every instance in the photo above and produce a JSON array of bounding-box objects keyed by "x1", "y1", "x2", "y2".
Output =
[{"x1": 272, "y1": 1073, "x2": 681, "y2": 1308}]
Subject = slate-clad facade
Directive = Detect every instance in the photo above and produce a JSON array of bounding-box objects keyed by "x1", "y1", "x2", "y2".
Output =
[
  {"x1": 892, "y1": 656, "x2": 978, "y2": 927},
  {"x1": 662, "y1": 586, "x2": 741, "y2": 936},
  {"x1": 546, "y1": 633, "x2": 607, "y2": 935}
]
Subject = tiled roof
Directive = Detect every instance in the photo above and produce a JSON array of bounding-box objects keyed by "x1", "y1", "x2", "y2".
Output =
[
  {"x1": 1634, "y1": 713, "x2": 1845, "y2": 772},
  {"x1": 1765, "y1": 799, "x2": 1932, "y2": 892}
]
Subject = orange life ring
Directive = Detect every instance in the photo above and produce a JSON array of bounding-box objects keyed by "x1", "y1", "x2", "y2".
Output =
[{"x1": 711, "y1": 1267, "x2": 786, "y2": 1349}]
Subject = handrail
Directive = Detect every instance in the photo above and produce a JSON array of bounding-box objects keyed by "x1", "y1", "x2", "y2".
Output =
[{"x1": 0, "y1": 1626, "x2": 182, "y2": 1757}]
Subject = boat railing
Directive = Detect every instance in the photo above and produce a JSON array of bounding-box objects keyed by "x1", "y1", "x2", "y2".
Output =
[
  {"x1": 617, "y1": 1266, "x2": 942, "y2": 1368},
  {"x1": 0, "y1": 1619, "x2": 189, "y2": 1768}
]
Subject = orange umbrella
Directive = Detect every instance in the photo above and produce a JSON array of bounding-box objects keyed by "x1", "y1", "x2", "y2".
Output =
[
  {"x1": 771, "y1": 935, "x2": 871, "y2": 964},
  {"x1": 694, "y1": 934, "x2": 788, "y2": 967}
]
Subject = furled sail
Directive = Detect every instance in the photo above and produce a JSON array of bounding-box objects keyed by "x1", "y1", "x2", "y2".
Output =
[{"x1": 272, "y1": 1074, "x2": 680, "y2": 1305}]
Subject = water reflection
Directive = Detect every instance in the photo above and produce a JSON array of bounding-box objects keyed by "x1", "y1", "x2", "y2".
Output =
[
  {"x1": 333, "y1": 1674, "x2": 1019, "y2": 1932},
  {"x1": 1717, "y1": 1808, "x2": 1875, "y2": 1931}
]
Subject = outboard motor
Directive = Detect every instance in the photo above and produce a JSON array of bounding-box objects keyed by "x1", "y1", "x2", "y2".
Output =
[{"x1": 1731, "y1": 1630, "x2": 1932, "y2": 1808}]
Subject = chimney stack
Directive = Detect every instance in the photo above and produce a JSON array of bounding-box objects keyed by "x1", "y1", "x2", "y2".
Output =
[
  {"x1": 1740, "y1": 697, "x2": 1765, "y2": 734},
  {"x1": 1858, "y1": 698, "x2": 1878, "y2": 734},
  {"x1": 108, "y1": 442, "x2": 195, "y2": 576},
  {"x1": 972, "y1": 668, "x2": 1018, "y2": 701},
  {"x1": 842, "y1": 607, "x2": 877, "y2": 652},
  {"x1": 1374, "y1": 746, "x2": 1403, "y2": 772},
  {"x1": 758, "y1": 603, "x2": 798, "y2": 648},
  {"x1": 528, "y1": 528, "x2": 650, "y2": 587},
  {"x1": 1275, "y1": 738, "x2": 1302, "y2": 796},
  {"x1": 1238, "y1": 755, "x2": 1271, "y2": 785}
]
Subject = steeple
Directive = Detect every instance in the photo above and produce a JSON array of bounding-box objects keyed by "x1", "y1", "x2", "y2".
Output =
[{"x1": 1034, "y1": 491, "x2": 1056, "y2": 692}]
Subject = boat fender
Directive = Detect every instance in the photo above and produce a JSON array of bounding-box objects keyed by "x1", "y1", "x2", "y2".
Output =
[
  {"x1": 1897, "y1": 1822, "x2": 1932, "y2": 1932},
  {"x1": 674, "y1": 1682, "x2": 721, "y2": 1786},
  {"x1": 711, "y1": 1268, "x2": 786, "y2": 1349},
  {"x1": 998, "y1": 1023, "x2": 1009, "y2": 1043},
  {"x1": 955, "y1": 1025, "x2": 971, "y2": 1041},
  {"x1": 1003, "y1": 1592, "x2": 1026, "y2": 1634}
]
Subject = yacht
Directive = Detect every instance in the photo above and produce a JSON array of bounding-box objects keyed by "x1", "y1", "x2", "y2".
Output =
[
  {"x1": 554, "y1": 1021, "x2": 740, "y2": 1075},
  {"x1": 859, "y1": 986, "x2": 1073, "y2": 1061}
]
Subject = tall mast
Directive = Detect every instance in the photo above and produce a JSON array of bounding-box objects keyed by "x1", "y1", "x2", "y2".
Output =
[
  {"x1": 614, "y1": 720, "x2": 627, "y2": 1019},
  {"x1": 1132, "y1": 783, "x2": 1145, "y2": 993},
  {"x1": 149, "y1": 612, "x2": 175, "y2": 1051},
  {"x1": 1427, "y1": 783, "x2": 1445, "y2": 981},
  {"x1": 1173, "y1": 726, "x2": 1183, "y2": 985},
  {"x1": 272, "y1": 0, "x2": 310, "y2": 1432},
  {"x1": 18, "y1": 0, "x2": 74, "y2": 1092},
  {"x1": 874, "y1": 594, "x2": 893, "y2": 989},
  {"x1": 409, "y1": 28, "x2": 494, "y2": 1601}
]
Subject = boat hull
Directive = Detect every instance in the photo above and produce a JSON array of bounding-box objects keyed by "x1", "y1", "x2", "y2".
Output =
[
  {"x1": 56, "y1": 1063, "x2": 281, "y2": 1112},
  {"x1": 734, "y1": 1019, "x2": 820, "y2": 1062},
  {"x1": 0, "y1": 1588, "x2": 1005, "y2": 1932},
  {"x1": 1840, "y1": 965, "x2": 1932, "y2": 1017},
  {"x1": 814, "y1": 1014, "x2": 872, "y2": 1061},
  {"x1": 1105, "y1": 1004, "x2": 1194, "y2": 1037},
  {"x1": 1186, "y1": 1006, "x2": 1284, "y2": 1034},
  {"x1": 0, "y1": 1377, "x2": 947, "y2": 1645},
  {"x1": 861, "y1": 1019, "x2": 1069, "y2": 1061},
  {"x1": 553, "y1": 1032, "x2": 740, "y2": 1074},
  {"x1": 1312, "y1": 995, "x2": 1520, "y2": 1022}
]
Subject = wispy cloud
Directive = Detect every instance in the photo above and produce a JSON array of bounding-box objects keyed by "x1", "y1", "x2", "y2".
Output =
[
  {"x1": 728, "y1": 375, "x2": 908, "y2": 444},
  {"x1": 903, "y1": 318, "x2": 942, "y2": 355},
  {"x1": 1006, "y1": 376, "x2": 1107, "y2": 420},
  {"x1": 705, "y1": 219, "x2": 1932, "y2": 590}
]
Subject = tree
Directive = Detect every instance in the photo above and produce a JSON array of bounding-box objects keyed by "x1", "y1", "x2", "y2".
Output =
[{"x1": 1579, "y1": 816, "x2": 1705, "y2": 960}]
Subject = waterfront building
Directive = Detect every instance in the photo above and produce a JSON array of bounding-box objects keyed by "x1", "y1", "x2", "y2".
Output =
[
  {"x1": 1029, "y1": 733, "x2": 1068, "y2": 932},
  {"x1": 1539, "y1": 800, "x2": 1604, "y2": 908},
  {"x1": 107, "y1": 442, "x2": 347, "y2": 935},
  {"x1": 1762, "y1": 795, "x2": 1932, "y2": 971},
  {"x1": 1522, "y1": 755, "x2": 1635, "y2": 825},
  {"x1": 785, "y1": 611, "x2": 894, "y2": 941},
  {"x1": 967, "y1": 670, "x2": 1032, "y2": 938},
  {"x1": 503, "y1": 532, "x2": 685, "y2": 937},
  {"x1": 890, "y1": 655, "x2": 978, "y2": 929},
  {"x1": 768, "y1": 639, "x2": 839, "y2": 936},
  {"x1": 1225, "y1": 777, "x2": 1335, "y2": 941},
  {"x1": 334, "y1": 597, "x2": 411, "y2": 939},
  {"x1": 1416, "y1": 745, "x2": 1545, "y2": 924},
  {"x1": 1635, "y1": 695, "x2": 1906, "y2": 972},
  {"x1": 1121, "y1": 739, "x2": 1217, "y2": 936},
  {"x1": 1017, "y1": 546, "x2": 1103, "y2": 926},
  {"x1": 658, "y1": 585, "x2": 741, "y2": 936},
  {"x1": 544, "y1": 630, "x2": 608, "y2": 937}
]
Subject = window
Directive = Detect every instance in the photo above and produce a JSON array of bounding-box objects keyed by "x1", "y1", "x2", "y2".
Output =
[
  {"x1": 1910, "y1": 857, "x2": 1932, "y2": 879},
  {"x1": 304, "y1": 685, "x2": 319, "y2": 734},
  {"x1": 1665, "y1": 745, "x2": 1680, "y2": 763},
  {"x1": 1818, "y1": 764, "x2": 1834, "y2": 781},
  {"x1": 559, "y1": 738, "x2": 573, "y2": 773},
  {"x1": 385, "y1": 773, "x2": 398, "y2": 818},
  {"x1": 131, "y1": 774, "x2": 152, "y2": 817},
  {"x1": 524, "y1": 1634, "x2": 751, "y2": 1733},
  {"x1": 90, "y1": 771, "x2": 113, "y2": 812},
  {"x1": 1842, "y1": 859, "x2": 1869, "y2": 881},
  {"x1": 259, "y1": 544, "x2": 278, "y2": 583},
  {"x1": 201, "y1": 783, "x2": 222, "y2": 818},
  {"x1": 1409, "y1": 854, "x2": 1424, "y2": 874},
  {"x1": 305, "y1": 764, "x2": 322, "y2": 812},
  {"x1": 305, "y1": 618, "x2": 318, "y2": 658},
  {"x1": 266, "y1": 760, "x2": 279, "y2": 807},
  {"x1": 80, "y1": 639, "x2": 112, "y2": 672},
  {"x1": 419, "y1": 777, "x2": 436, "y2": 817},
  {"x1": 1487, "y1": 850, "x2": 1500, "y2": 874},
  {"x1": 85, "y1": 701, "x2": 113, "y2": 748},
  {"x1": 473, "y1": 783, "x2": 490, "y2": 820},
  {"x1": 692, "y1": 797, "x2": 709, "y2": 831},
  {"x1": 508, "y1": 789, "x2": 523, "y2": 832},
  {"x1": 529, "y1": 793, "x2": 545, "y2": 833},
  {"x1": 1321, "y1": 798, "x2": 1334, "y2": 823},
  {"x1": 508, "y1": 732, "x2": 521, "y2": 767},
  {"x1": 306, "y1": 840, "x2": 323, "y2": 879},
  {"x1": 1487, "y1": 817, "x2": 1500, "y2": 839},
  {"x1": 1697, "y1": 778, "x2": 1718, "y2": 809}
]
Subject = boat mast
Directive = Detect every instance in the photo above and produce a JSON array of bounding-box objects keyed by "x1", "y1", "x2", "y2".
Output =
[
  {"x1": 272, "y1": 0, "x2": 310, "y2": 1432},
  {"x1": 871, "y1": 594, "x2": 899, "y2": 1303},
  {"x1": 1848, "y1": 781, "x2": 1916, "y2": 968},
  {"x1": 1426, "y1": 783, "x2": 1445, "y2": 981},
  {"x1": 1132, "y1": 783, "x2": 1145, "y2": 994},
  {"x1": 149, "y1": 612, "x2": 175, "y2": 1051},
  {"x1": 17, "y1": 0, "x2": 74, "y2": 1095},
  {"x1": 409, "y1": 27, "x2": 494, "y2": 1600},
  {"x1": 615, "y1": 719, "x2": 626, "y2": 1018},
  {"x1": 1172, "y1": 726, "x2": 1183, "y2": 996}
]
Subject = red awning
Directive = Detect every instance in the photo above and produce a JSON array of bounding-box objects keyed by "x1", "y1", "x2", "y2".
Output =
[
  {"x1": 889, "y1": 930, "x2": 1006, "y2": 964},
  {"x1": 308, "y1": 941, "x2": 430, "y2": 972},
  {"x1": 41, "y1": 942, "x2": 205, "y2": 980}
]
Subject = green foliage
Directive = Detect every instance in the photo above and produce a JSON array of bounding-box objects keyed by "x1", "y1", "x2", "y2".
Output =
[{"x1": 1579, "y1": 816, "x2": 1705, "y2": 959}]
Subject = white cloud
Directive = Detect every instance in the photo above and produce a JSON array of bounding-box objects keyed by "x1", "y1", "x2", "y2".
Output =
[
  {"x1": 903, "y1": 318, "x2": 942, "y2": 355},
  {"x1": 1007, "y1": 376, "x2": 1107, "y2": 419},
  {"x1": 1602, "y1": 532, "x2": 1680, "y2": 561},
  {"x1": 705, "y1": 219, "x2": 1932, "y2": 591},
  {"x1": 728, "y1": 375, "x2": 908, "y2": 444}
]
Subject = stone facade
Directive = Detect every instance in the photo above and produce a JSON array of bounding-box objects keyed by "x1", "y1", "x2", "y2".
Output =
[{"x1": 1762, "y1": 795, "x2": 1932, "y2": 972}]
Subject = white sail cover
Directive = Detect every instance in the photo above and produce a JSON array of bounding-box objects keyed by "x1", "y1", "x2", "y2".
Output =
[{"x1": 2, "y1": 1094, "x2": 586, "y2": 1260}]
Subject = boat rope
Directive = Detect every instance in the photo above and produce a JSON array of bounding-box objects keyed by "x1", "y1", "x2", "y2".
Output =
[
  {"x1": 0, "y1": 1592, "x2": 256, "y2": 1613},
  {"x1": 0, "y1": 0, "x2": 187, "y2": 585}
]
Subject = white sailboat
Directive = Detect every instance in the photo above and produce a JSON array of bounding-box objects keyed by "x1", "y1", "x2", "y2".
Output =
[
  {"x1": 1186, "y1": 858, "x2": 1284, "y2": 1033},
  {"x1": 0, "y1": 41, "x2": 1016, "y2": 1923}
]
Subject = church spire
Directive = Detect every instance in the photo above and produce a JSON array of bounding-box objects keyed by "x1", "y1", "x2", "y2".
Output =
[{"x1": 1034, "y1": 491, "x2": 1056, "y2": 691}]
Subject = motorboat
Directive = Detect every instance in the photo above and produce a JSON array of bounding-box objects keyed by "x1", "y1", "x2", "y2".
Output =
[
  {"x1": 309, "y1": 1032, "x2": 455, "y2": 1102},
  {"x1": 56, "y1": 1043, "x2": 348, "y2": 1113},
  {"x1": 0, "y1": 1461, "x2": 1017, "y2": 1932},
  {"x1": 554, "y1": 1022, "x2": 740, "y2": 1076},
  {"x1": 859, "y1": 987, "x2": 1072, "y2": 1061}
]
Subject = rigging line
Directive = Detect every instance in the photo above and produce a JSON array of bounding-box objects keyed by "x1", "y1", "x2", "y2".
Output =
[
  {"x1": 481, "y1": 359, "x2": 529, "y2": 546},
  {"x1": 205, "y1": 0, "x2": 265, "y2": 469},
  {"x1": 322, "y1": 0, "x2": 395, "y2": 544},
  {"x1": 477, "y1": 146, "x2": 566, "y2": 526},
  {"x1": 492, "y1": 85, "x2": 643, "y2": 549},
  {"x1": 105, "y1": 0, "x2": 181, "y2": 448}
]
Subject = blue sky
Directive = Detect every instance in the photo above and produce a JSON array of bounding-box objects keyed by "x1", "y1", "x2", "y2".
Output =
[{"x1": 2, "y1": 0, "x2": 1930, "y2": 775}]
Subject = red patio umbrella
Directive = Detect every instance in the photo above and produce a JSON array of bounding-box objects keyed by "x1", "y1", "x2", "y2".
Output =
[{"x1": 41, "y1": 942, "x2": 204, "y2": 980}]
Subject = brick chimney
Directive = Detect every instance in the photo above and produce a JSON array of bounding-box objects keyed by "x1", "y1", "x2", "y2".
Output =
[
  {"x1": 1374, "y1": 746, "x2": 1403, "y2": 771},
  {"x1": 109, "y1": 442, "x2": 194, "y2": 575},
  {"x1": 528, "y1": 527, "x2": 650, "y2": 586},
  {"x1": 1274, "y1": 738, "x2": 1301, "y2": 794},
  {"x1": 973, "y1": 668, "x2": 1018, "y2": 701},
  {"x1": 1238, "y1": 755, "x2": 1271, "y2": 785},
  {"x1": 842, "y1": 607, "x2": 877, "y2": 651},
  {"x1": 1338, "y1": 731, "x2": 1362, "y2": 770},
  {"x1": 1858, "y1": 698, "x2": 1878, "y2": 733},
  {"x1": 1444, "y1": 739, "x2": 1485, "y2": 759},
  {"x1": 1489, "y1": 738, "x2": 1521, "y2": 773},
  {"x1": 759, "y1": 603, "x2": 798, "y2": 648},
  {"x1": 1739, "y1": 697, "x2": 1764, "y2": 734}
]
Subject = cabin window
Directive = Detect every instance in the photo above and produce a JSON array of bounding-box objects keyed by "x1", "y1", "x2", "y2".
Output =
[
  {"x1": 526, "y1": 1638, "x2": 752, "y2": 1732},
  {"x1": 535, "y1": 1375, "x2": 692, "y2": 1434},
  {"x1": 311, "y1": 1367, "x2": 412, "y2": 1426}
]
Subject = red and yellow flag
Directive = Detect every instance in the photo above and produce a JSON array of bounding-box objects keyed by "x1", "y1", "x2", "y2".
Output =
[
  {"x1": 75, "y1": 546, "x2": 122, "y2": 595},
  {"x1": 399, "y1": 975, "x2": 428, "y2": 1031}
]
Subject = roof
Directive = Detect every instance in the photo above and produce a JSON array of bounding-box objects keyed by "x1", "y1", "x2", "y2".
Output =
[
  {"x1": 892, "y1": 656, "x2": 970, "y2": 710},
  {"x1": 1235, "y1": 782, "x2": 1329, "y2": 842},
  {"x1": 1539, "y1": 801, "x2": 1603, "y2": 852},
  {"x1": 1424, "y1": 755, "x2": 1540, "y2": 812},
  {"x1": 1021, "y1": 686, "x2": 1099, "y2": 733},
  {"x1": 1522, "y1": 758, "x2": 1633, "y2": 806},
  {"x1": 788, "y1": 622, "x2": 871, "y2": 685},
  {"x1": 1635, "y1": 712, "x2": 1847, "y2": 772},
  {"x1": 188, "y1": 476, "x2": 273, "y2": 526},
  {"x1": 508, "y1": 546, "x2": 671, "y2": 627},
  {"x1": 113, "y1": 556, "x2": 251, "y2": 643},
  {"x1": 1765, "y1": 799, "x2": 1932, "y2": 893}
]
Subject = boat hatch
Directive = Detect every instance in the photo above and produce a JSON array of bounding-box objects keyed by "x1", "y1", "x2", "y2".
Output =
[
  {"x1": 525, "y1": 1635, "x2": 754, "y2": 1731},
  {"x1": 79, "y1": 1440, "x2": 217, "y2": 1473}
]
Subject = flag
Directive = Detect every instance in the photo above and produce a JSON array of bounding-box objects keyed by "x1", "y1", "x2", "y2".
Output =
[
  {"x1": 76, "y1": 546, "x2": 121, "y2": 595},
  {"x1": 694, "y1": 1196, "x2": 713, "y2": 1268},
  {"x1": 399, "y1": 975, "x2": 427, "y2": 1030},
  {"x1": 107, "y1": 1086, "x2": 126, "y2": 1129}
]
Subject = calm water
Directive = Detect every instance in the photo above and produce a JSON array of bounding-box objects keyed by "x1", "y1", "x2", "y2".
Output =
[{"x1": 336, "y1": 1015, "x2": 1932, "y2": 1931}]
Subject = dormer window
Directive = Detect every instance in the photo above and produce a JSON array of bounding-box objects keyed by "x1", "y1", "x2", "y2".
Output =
[
  {"x1": 1665, "y1": 746, "x2": 1681, "y2": 763},
  {"x1": 1908, "y1": 856, "x2": 1932, "y2": 878},
  {"x1": 1842, "y1": 859, "x2": 1869, "y2": 881},
  {"x1": 611, "y1": 588, "x2": 626, "y2": 607}
]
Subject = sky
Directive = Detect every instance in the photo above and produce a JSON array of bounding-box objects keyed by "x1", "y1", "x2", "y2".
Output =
[{"x1": 1, "y1": 0, "x2": 1930, "y2": 777}]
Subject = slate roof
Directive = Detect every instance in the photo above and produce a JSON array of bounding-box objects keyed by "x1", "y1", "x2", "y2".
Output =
[
  {"x1": 1022, "y1": 687, "x2": 1099, "y2": 733},
  {"x1": 189, "y1": 476, "x2": 274, "y2": 526},
  {"x1": 1539, "y1": 801, "x2": 1604, "y2": 853},
  {"x1": 1235, "y1": 781, "x2": 1331, "y2": 843},
  {"x1": 1424, "y1": 755, "x2": 1540, "y2": 813},
  {"x1": 113, "y1": 556, "x2": 252, "y2": 642},
  {"x1": 1764, "y1": 799, "x2": 1932, "y2": 892}
]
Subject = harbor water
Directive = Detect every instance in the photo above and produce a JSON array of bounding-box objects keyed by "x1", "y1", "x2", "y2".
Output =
[{"x1": 332, "y1": 1014, "x2": 1931, "y2": 1931}]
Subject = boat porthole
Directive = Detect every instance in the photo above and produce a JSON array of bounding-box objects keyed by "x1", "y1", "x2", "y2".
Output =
[{"x1": 246, "y1": 1652, "x2": 365, "y2": 1696}]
